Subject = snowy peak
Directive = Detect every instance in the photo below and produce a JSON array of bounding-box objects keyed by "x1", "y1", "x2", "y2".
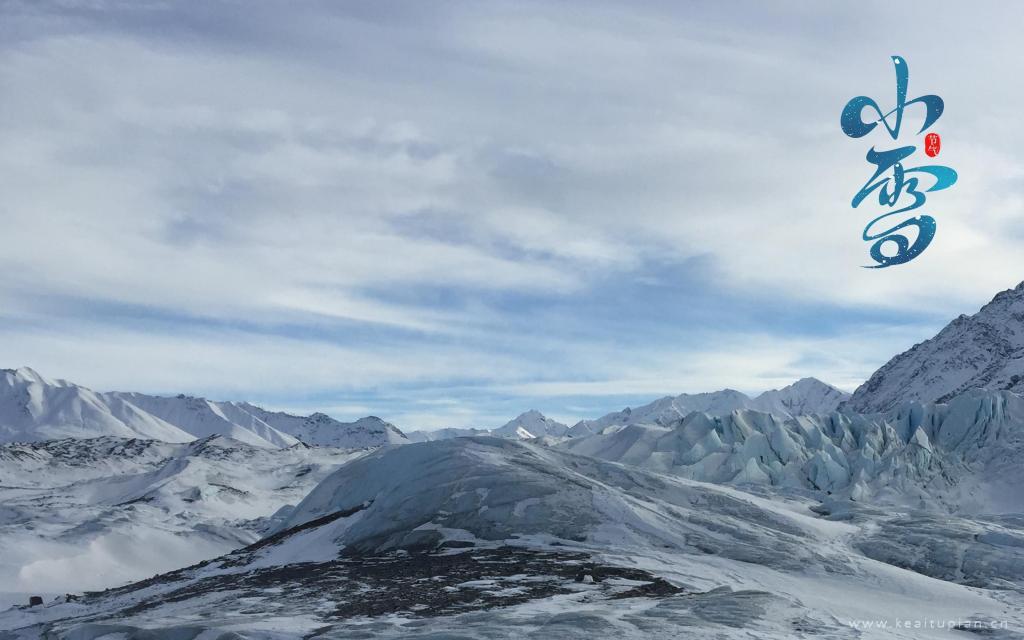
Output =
[
  {"x1": 492, "y1": 410, "x2": 568, "y2": 439},
  {"x1": 846, "y1": 280, "x2": 1024, "y2": 413},
  {"x1": 3, "y1": 366, "x2": 49, "y2": 386},
  {"x1": 750, "y1": 377, "x2": 849, "y2": 416}
]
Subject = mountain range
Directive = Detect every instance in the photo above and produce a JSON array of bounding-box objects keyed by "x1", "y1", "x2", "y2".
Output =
[
  {"x1": 0, "y1": 368, "x2": 408, "y2": 449},
  {"x1": 2, "y1": 367, "x2": 851, "y2": 449}
]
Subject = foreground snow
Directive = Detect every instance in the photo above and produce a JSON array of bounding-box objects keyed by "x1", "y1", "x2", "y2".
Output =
[{"x1": 2, "y1": 437, "x2": 1021, "y2": 639}]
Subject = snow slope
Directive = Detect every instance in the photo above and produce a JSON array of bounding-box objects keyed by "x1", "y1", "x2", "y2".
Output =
[
  {"x1": 846, "y1": 280, "x2": 1024, "y2": 413},
  {"x1": 569, "y1": 378, "x2": 849, "y2": 436},
  {"x1": 111, "y1": 392, "x2": 300, "y2": 448},
  {"x1": 0, "y1": 435, "x2": 364, "y2": 598},
  {"x1": 5, "y1": 437, "x2": 1022, "y2": 639}
]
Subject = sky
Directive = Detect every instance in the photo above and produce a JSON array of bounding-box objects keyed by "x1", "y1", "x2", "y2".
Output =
[{"x1": 2, "y1": 1, "x2": 1023, "y2": 429}]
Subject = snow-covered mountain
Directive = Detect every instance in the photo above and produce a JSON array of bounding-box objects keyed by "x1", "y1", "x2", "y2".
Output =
[
  {"x1": 0, "y1": 367, "x2": 407, "y2": 450},
  {"x1": 569, "y1": 378, "x2": 848, "y2": 437},
  {"x1": 238, "y1": 407, "x2": 409, "y2": 448},
  {"x1": 0, "y1": 368, "x2": 194, "y2": 444},
  {"x1": 110, "y1": 392, "x2": 300, "y2": 448},
  {"x1": 846, "y1": 280, "x2": 1024, "y2": 413},
  {"x1": 491, "y1": 410, "x2": 569, "y2": 439},
  {"x1": 404, "y1": 410, "x2": 567, "y2": 443},
  {"x1": 9, "y1": 436, "x2": 1024, "y2": 638},
  {"x1": 748, "y1": 377, "x2": 850, "y2": 416}
]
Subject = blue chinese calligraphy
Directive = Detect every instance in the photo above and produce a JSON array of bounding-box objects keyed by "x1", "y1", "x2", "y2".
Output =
[{"x1": 841, "y1": 56, "x2": 957, "y2": 268}]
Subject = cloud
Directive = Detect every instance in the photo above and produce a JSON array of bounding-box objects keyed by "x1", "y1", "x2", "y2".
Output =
[{"x1": 1, "y1": 1, "x2": 1021, "y2": 427}]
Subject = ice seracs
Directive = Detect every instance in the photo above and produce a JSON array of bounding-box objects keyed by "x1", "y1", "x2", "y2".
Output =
[
  {"x1": 561, "y1": 388, "x2": 1024, "y2": 513},
  {"x1": 846, "y1": 280, "x2": 1024, "y2": 413}
]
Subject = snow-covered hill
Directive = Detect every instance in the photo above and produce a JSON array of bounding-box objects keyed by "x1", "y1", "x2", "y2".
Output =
[
  {"x1": 0, "y1": 368, "x2": 407, "y2": 449},
  {"x1": 7, "y1": 437, "x2": 1023, "y2": 639},
  {"x1": 0, "y1": 435, "x2": 365, "y2": 598},
  {"x1": 569, "y1": 378, "x2": 848, "y2": 437},
  {"x1": 846, "y1": 280, "x2": 1024, "y2": 413}
]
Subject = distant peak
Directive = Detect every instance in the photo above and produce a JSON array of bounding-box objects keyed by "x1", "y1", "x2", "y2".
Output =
[
  {"x1": 5, "y1": 367, "x2": 49, "y2": 384},
  {"x1": 515, "y1": 409, "x2": 545, "y2": 419},
  {"x1": 789, "y1": 377, "x2": 834, "y2": 389}
]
